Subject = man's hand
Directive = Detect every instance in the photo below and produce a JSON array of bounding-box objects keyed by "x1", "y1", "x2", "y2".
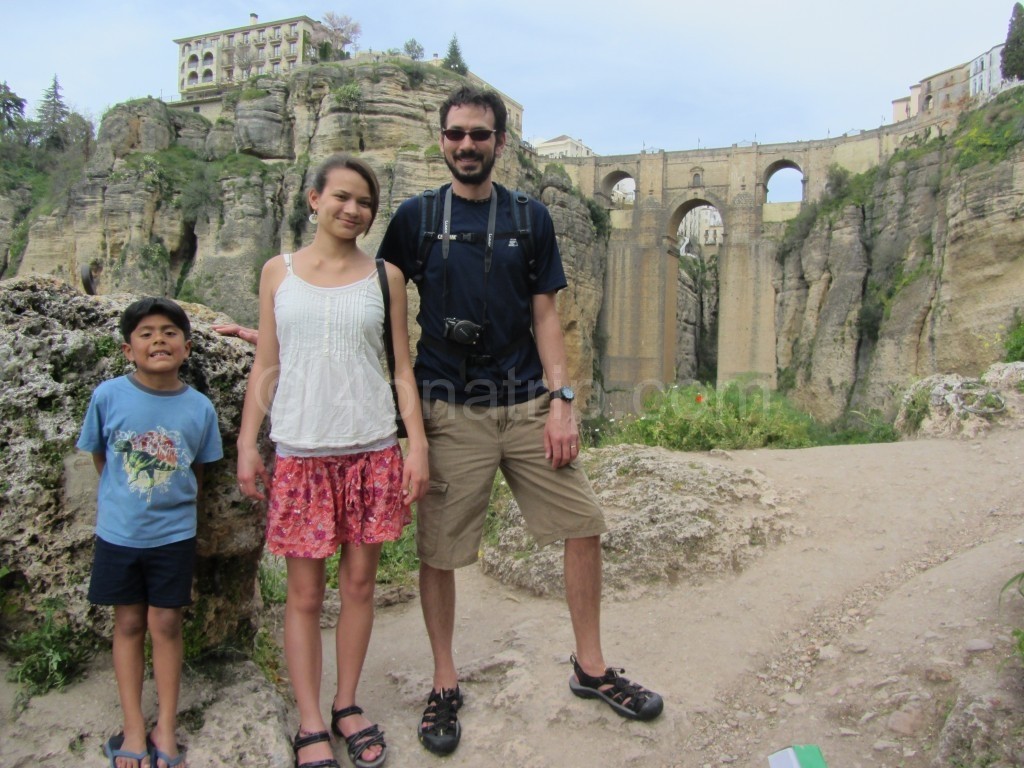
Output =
[{"x1": 543, "y1": 398, "x2": 579, "y2": 469}]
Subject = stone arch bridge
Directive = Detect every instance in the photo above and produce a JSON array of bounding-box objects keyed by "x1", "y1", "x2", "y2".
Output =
[{"x1": 558, "y1": 120, "x2": 930, "y2": 412}]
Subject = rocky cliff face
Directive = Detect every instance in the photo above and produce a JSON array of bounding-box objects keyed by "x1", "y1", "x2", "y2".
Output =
[
  {"x1": 3, "y1": 62, "x2": 603, "y2": 403},
  {"x1": 774, "y1": 126, "x2": 1024, "y2": 422}
]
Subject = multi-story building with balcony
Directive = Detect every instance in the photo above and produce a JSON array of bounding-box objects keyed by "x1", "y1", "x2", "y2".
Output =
[{"x1": 172, "y1": 13, "x2": 328, "y2": 118}]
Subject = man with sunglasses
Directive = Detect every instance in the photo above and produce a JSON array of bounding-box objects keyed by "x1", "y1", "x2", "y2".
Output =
[{"x1": 378, "y1": 84, "x2": 663, "y2": 758}]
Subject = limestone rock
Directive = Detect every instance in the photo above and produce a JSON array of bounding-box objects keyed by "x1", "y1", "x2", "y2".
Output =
[
  {"x1": 893, "y1": 362, "x2": 1024, "y2": 438},
  {"x1": 480, "y1": 445, "x2": 794, "y2": 597},
  {"x1": 0, "y1": 275, "x2": 265, "y2": 649},
  {"x1": 775, "y1": 137, "x2": 1024, "y2": 422}
]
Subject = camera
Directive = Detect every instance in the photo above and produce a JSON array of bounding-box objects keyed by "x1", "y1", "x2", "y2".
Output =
[{"x1": 443, "y1": 317, "x2": 483, "y2": 346}]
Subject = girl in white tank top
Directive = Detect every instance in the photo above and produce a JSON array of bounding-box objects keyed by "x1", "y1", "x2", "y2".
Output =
[{"x1": 237, "y1": 155, "x2": 428, "y2": 768}]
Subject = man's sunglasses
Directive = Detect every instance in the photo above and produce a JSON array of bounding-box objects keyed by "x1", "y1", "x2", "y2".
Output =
[{"x1": 441, "y1": 128, "x2": 497, "y2": 142}]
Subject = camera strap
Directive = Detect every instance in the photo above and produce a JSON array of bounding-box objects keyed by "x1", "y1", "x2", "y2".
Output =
[{"x1": 441, "y1": 185, "x2": 497, "y2": 331}]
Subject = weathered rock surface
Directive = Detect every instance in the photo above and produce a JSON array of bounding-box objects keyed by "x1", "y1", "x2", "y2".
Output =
[
  {"x1": 0, "y1": 275, "x2": 264, "y2": 647},
  {"x1": 893, "y1": 361, "x2": 1024, "y2": 438},
  {"x1": 481, "y1": 444, "x2": 796, "y2": 597},
  {"x1": 776, "y1": 137, "x2": 1024, "y2": 422}
]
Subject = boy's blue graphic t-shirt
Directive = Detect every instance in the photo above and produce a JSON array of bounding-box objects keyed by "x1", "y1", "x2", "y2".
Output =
[{"x1": 77, "y1": 375, "x2": 223, "y2": 548}]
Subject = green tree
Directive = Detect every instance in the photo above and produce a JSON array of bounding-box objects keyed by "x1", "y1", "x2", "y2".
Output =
[
  {"x1": 36, "y1": 75, "x2": 70, "y2": 150},
  {"x1": 1002, "y1": 2, "x2": 1024, "y2": 80},
  {"x1": 443, "y1": 34, "x2": 468, "y2": 75},
  {"x1": 403, "y1": 38, "x2": 424, "y2": 61},
  {"x1": 0, "y1": 82, "x2": 26, "y2": 135}
]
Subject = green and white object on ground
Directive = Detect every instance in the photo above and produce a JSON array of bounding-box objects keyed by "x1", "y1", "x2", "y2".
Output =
[{"x1": 768, "y1": 744, "x2": 828, "y2": 768}]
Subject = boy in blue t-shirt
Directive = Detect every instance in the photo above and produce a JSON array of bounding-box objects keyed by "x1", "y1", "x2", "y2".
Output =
[{"x1": 78, "y1": 297, "x2": 223, "y2": 768}]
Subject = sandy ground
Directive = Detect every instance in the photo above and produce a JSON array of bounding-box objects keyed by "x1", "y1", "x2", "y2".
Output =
[{"x1": 3, "y1": 427, "x2": 1023, "y2": 767}]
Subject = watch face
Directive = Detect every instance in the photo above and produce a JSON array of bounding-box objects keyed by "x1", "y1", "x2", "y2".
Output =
[{"x1": 558, "y1": 386, "x2": 575, "y2": 401}]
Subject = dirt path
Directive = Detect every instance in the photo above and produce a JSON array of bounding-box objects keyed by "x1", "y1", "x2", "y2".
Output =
[
  {"x1": 3, "y1": 429, "x2": 1023, "y2": 767},
  {"x1": 325, "y1": 429, "x2": 1024, "y2": 767}
]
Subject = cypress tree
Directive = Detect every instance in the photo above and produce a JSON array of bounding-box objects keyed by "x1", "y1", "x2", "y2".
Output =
[{"x1": 1002, "y1": 2, "x2": 1024, "y2": 81}]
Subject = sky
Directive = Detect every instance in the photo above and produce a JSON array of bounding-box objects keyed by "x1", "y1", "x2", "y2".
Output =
[{"x1": 0, "y1": 0, "x2": 1015, "y2": 159}]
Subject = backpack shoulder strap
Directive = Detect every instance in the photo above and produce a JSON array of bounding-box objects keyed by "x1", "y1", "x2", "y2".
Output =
[
  {"x1": 375, "y1": 258, "x2": 396, "y2": 378},
  {"x1": 510, "y1": 190, "x2": 537, "y2": 283},
  {"x1": 413, "y1": 187, "x2": 443, "y2": 284}
]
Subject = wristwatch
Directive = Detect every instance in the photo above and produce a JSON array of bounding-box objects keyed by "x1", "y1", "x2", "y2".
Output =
[{"x1": 549, "y1": 386, "x2": 575, "y2": 403}]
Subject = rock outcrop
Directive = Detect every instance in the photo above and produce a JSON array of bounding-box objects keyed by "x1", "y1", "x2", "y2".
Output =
[
  {"x1": 0, "y1": 275, "x2": 264, "y2": 647},
  {"x1": 481, "y1": 444, "x2": 795, "y2": 598},
  {"x1": 775, "y1": 117, "x2": 1024, "y2": 422}
]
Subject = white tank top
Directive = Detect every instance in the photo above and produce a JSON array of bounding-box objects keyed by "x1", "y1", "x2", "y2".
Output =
[{"x1": 269, "y1": 253, "x2": 398, "y2": 453}]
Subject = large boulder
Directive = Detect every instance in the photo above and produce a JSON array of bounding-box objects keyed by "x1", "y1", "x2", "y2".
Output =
[
  {"x1": 0, "y1": 275, "x2": 266, "y2": 649},
  {"x1": 481, "y1": 444, "x2": 795, "y2": 598}
]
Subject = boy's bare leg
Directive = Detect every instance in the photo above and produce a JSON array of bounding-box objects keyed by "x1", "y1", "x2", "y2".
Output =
[
  {"x1": 112, "y1": 603, "x2": 150, "y2": 768},
  {"x1": 148, "y1": 606, "x2": 184, "y2": 767}
]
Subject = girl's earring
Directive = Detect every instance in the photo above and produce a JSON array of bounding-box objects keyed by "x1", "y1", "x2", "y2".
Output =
[{"x1": 308, "y1": 211, "x2": 319, "y2": 225}]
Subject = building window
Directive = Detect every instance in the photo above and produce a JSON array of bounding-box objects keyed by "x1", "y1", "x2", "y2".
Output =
[
  {"x1": 289, "y1": 42, "x2": 297, "y2": 55},
  {"x1": 273, "y1": 26, "x2": 281, "y2": 39},
  {"x1": 242, "y1": 32, "x2": 249, "y2": 43},
  {"x1": 225, "y1": 68, "x2": 234, "y2": 81},
  {"x1": 273, "y1": 44, "x2": 280, "y2": 57},
  {"x1": 202, "y1": 69, "x2": 214, "y2": 83},
  {"x1": 227, "y1": 34, "x2": 234, "y2": 46},
  {"x1": 693, "y1": 173, "x2": 702, "y2": 187},
  {"x1": 273, "y1": 62, "x2": 280, "y2": 73},
  {"x1": 193, "y1": 106, "x2": 201, "y2": 113}
]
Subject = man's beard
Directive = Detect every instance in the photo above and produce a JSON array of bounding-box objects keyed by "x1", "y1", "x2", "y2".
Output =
[{"x1": 444, "y1": 150, "x2": 496, "y2": 186}]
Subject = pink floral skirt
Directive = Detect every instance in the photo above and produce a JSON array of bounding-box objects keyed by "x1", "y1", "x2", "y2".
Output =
[{"x1": 266, "y1": 444, "x2": 409, "y2": 558}]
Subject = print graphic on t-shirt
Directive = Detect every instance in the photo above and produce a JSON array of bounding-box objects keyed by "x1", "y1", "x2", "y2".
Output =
[{"x1": 113, "y1": 428, "x2": 190, "y2": 499}]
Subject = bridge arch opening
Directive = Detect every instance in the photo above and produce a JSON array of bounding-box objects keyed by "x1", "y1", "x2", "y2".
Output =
[
  {"x1": 668, "y1": 198, "x2": 721, "y2": 384},
  {"x1": 599, "y1": 170, "x2": 635, "y2": 208},
  {"x1": 764, "y1": 160, "x2": 804, "y2": 203}
]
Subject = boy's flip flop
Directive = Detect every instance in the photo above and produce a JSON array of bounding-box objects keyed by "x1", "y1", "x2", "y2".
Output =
[
  {"x1": 151, "y1": 745, "x2": 186, "y2": 767},
  {"x1": 104, "y1": 733, "x2": 151, "y2": 768}
]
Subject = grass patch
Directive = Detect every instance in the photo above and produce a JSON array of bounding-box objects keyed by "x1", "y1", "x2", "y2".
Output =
[
  {"x1": 1004, "y1": 310, "x2": 1024, "y2": 363},
  {"x1": 599, "y1": 381, "x2": 900, "y2": 451},
  {"x1": 3, "y1": 601, "x2": 96, "y2": 698}
]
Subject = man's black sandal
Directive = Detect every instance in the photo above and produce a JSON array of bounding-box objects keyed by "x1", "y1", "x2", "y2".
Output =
[
  {"x1": 330, "y1": 705, "x2": 387, "y2": 768},
  {"x1": 568, "y1": 653, "x2": 664, "y2": 721},
  {"x1": 418, "y1": 686, "x2": 463, "y2": 755},
  {"x1": 292, "y1": 729, "x2": 340, "y2": 768}
]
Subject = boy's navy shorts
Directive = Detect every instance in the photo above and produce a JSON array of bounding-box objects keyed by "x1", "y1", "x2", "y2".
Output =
[{"x1": 88, "y1": 536, "x2": 196, "y2": 608}]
